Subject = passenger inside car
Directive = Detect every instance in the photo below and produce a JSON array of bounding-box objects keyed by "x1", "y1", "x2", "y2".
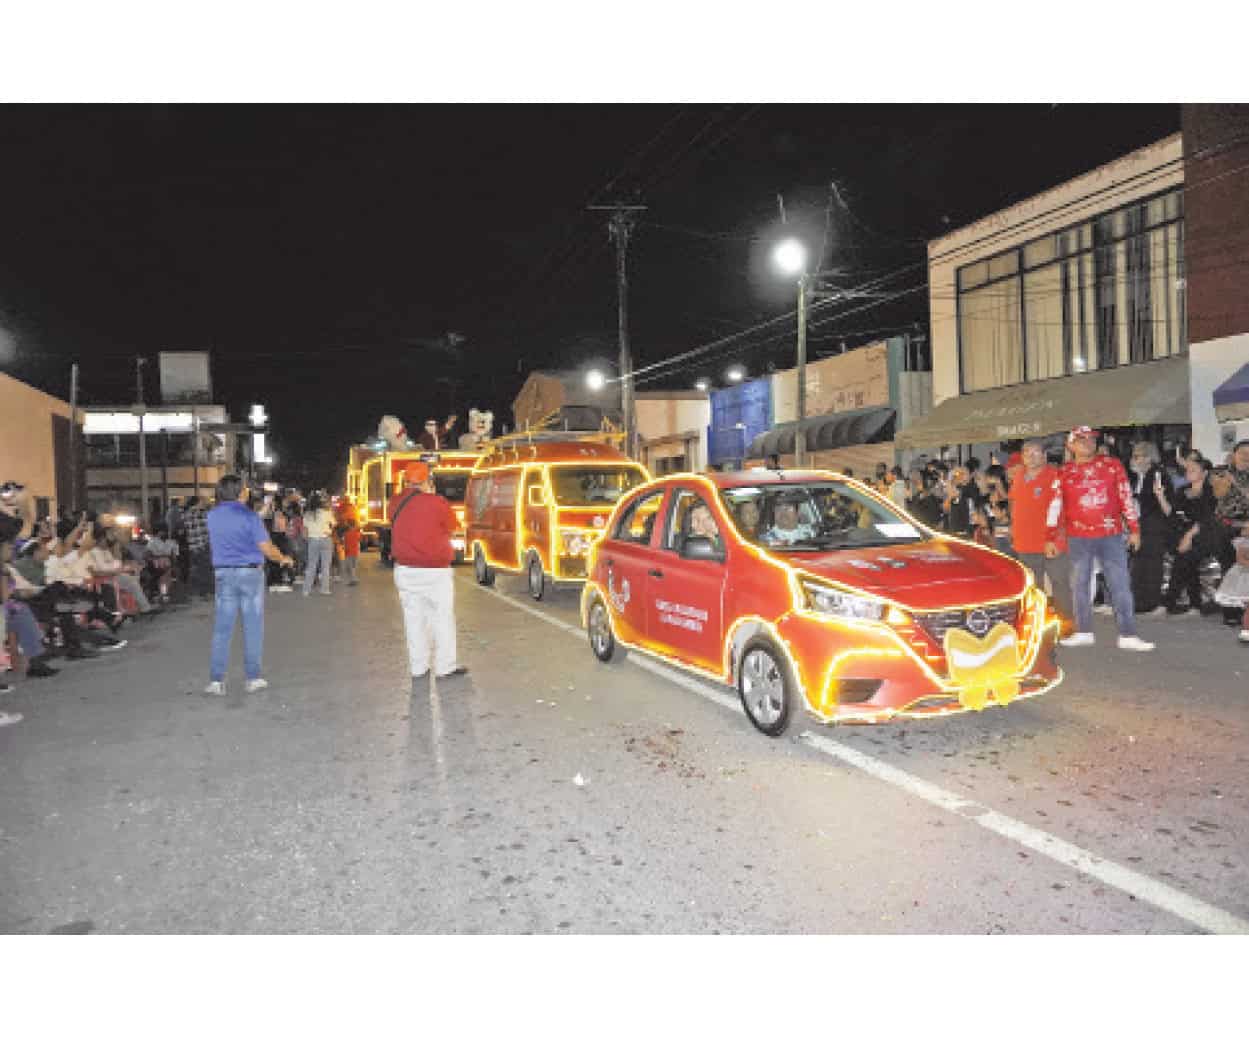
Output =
[
  {"x1": 763, "y1": 501, "x2": 817, "y2": 546},
  {"x1": 734, "y1": 499, "x2": 761, "y2": 537},
  {"x1": 688, "y1": 502, "x2": 723, "y2": 551}
]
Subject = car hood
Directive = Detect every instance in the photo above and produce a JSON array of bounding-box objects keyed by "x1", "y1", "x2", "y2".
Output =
[{"x1": 788, "y1": 537, "x2": 1027, "y2": 610}]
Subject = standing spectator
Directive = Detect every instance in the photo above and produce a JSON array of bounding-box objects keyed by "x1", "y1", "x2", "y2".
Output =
[
  {"x1": 942, "y1": 465, "x2": 984, "y2": 538},
  {"x1": 143, "y1": 523, "x2": 180, "y2": 602},
  {"x1": 183, "y1": 498, "x2": 213, "y2": 600},
  {"x1": 389, "y1": 461, "x2": 466, "y2": 687},
  {"x1": 204, "y1": 474, "x2": 294, "y2": 696},
  {"x1": 907, "y1": 471, "x2": 944, "y2": 528},
  {"x1": 169, "y1": 497, "x2": 191, "y2": 584},
  {"x1": 286, "y1": 500, "x2": 307, "y2": 580},
  {"x1": 886, "y1": 466, "x2": 909, "y2": 509},
  {"x1": 267, "y1": 504, "x2": 294, "y2": 593},
  {"x1": 1163, "y1": 457, "x2": 1218, "y2": 615},
  {"x1": 1009, "y1": 442, "x2": 1074, "y2": 625},
  {"x1": 302, "y1": 493, "x2": 335, "y2": 597},
  {"x1": 1046, "y1": 426, "x2": 1154, "y2": 651},
  {"x1": 341, "y1": 513, "x2": 361, "y2": 586},
  {"x1": 984, "y1": 464, "x2": 1012, "y2": 555},
  {"x1": 1127, "y1": 441, "x2": 1174, "y2": 615}
]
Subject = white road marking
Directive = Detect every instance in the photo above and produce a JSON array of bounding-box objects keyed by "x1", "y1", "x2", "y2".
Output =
[{"x1": 478, "y1": 582, "x2": 1249, "y2": 934}]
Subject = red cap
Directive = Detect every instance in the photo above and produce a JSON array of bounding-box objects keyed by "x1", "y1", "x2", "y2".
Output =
[
  {"x1": 1068, "y1": 425, "x2": 1099, "y2": 442},
  {"x1": 404, "y1": 461, "x2": 430, "y2": 484}
]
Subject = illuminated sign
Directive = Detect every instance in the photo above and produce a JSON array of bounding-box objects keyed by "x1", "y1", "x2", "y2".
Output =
[{"x1": 83, "y1": 411, "x2": 197, "y2": 434}]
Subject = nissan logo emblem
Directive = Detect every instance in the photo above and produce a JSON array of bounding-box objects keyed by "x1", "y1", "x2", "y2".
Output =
[{"x1": 966, "y1": 609, "x2": 992, "y2": 637}]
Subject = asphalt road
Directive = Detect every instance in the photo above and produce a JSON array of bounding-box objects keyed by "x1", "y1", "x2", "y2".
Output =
[{"x1": 2, "y1": 555, "x2": 1246, "y2": 934}]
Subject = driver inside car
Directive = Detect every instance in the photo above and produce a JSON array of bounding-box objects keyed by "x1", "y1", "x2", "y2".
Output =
[
  {"x1": 763, "y1": 500, "x2": 816, "y2": 545},
  {"x1": 688, "y1": 501, "x2": 723, "y2": 551}
]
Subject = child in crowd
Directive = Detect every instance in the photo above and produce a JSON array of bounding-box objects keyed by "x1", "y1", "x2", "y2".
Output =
[{"x1": 1213, "y1": 536, "x2": 1249, "y2": 645}]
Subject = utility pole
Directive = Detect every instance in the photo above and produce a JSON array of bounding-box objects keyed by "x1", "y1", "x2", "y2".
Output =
[
  {"x1": 796, "y1": 274, "x2": 809, "y2": 468},
  {"x1": 68, "y1": 362, "x2": 80, "y2": 513},
  {"x1": 589, "y1": 202, "x2": 647, "y2": 458},
  {"x1": 136, "y1": 356, "x2": 149, "y2": 528}
]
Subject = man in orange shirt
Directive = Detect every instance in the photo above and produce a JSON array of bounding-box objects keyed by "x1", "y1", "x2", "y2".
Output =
[{"x1": 1008, "y1": 439, "x2": 1072, "y2": 623}]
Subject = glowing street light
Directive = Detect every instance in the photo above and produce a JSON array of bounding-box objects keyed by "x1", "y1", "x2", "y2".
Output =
[
  {"x1": 585, "y1": 368, "x2": 607, "y2": 392},
  {"x1": 773, "y1": 237, "x2": 808, "y2": 278},
  {"x1": 726, "y1": 365, "x2": 745, "y2": 383},
  {"x1": 773, "y1": 237, "x2": 813, "y2": 466},
  {"x1": 694, "y1": 378, "x2": 710, "y2": 392}
]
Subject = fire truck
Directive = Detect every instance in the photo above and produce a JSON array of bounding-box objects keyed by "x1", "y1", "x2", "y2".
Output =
[{"x1": 347, "y1": 446, "x2": 481, "y2": 561}]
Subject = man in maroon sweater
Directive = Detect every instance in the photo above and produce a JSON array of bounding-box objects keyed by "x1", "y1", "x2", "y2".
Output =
[{"x1": 390, "y1": 461, "x2": 468, "y2": 686}]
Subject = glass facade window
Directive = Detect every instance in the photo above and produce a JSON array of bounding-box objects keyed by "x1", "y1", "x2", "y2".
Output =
[{"x1": 957, "y1": 187, "x2": 1185, "y2": 393}]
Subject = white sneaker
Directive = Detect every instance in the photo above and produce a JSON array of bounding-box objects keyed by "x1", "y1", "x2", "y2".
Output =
[
  {"x1": 244, "y1": 678, "x2": 269, "y2": 694},
  {"x1": 0, "y1": 711, "x2": 22, "y2": 727},
  {"x1": 204, "y1": 681, "x2": 226, "y2": 696},
  {"x1": 1118, "y1": 635, "x2": 1155, "y2": 652},
  {"x1": 1093, "y1": 604, "x2": 1115, "y2": 616},
  {"x1": 1238, "y1": 630, "x2": 1249, "y2": 645},
  {"x1": 1148, "y1": 605, "x2": 1168, "y2": 618},
  {"x1": 1060, "y1": 632, "x2": 1096, "y2": 647}
]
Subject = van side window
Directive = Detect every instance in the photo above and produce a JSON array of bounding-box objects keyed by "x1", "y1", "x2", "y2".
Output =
[{"x1": 612, "y1": 490, "x2": 665, "y2": 545}]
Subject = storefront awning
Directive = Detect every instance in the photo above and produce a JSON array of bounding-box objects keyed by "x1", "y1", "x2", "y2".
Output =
[
  {"x1": 893, "y1": 356, "x2": 1191, "y2": 450},
  {"x1": 747, "y1": 406, "x2": 894, "y2": 458},
  {"x1": 1214, "y1": 362, "x2": 1249, "y2": 423}
]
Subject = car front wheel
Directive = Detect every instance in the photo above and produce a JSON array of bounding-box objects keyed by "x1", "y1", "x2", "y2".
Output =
[
  {"x1": 738, "y1": 637, "x2": 795, "y2": 737},
  {"x1": 587, "y1": 595, "x2": 625, "y2": 663}
]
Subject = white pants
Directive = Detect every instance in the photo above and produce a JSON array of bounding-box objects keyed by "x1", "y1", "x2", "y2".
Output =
[{"x1": 393, "y1": 565, "x2": 458, "y2": 677}]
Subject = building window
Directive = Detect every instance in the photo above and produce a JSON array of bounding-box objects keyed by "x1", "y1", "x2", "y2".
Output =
[{"x1": 957, "y1": 187, "x2": 1185, "y2": 393}]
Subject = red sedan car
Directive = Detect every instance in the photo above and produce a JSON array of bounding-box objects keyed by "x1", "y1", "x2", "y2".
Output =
[{"x1": 580, "y1": 470, "x2": 1062, "y2": 734}]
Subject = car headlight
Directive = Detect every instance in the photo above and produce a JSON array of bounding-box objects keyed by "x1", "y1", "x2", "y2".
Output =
[{"x1": 801, "y1": 580, "x2": 888, "y2": 621}]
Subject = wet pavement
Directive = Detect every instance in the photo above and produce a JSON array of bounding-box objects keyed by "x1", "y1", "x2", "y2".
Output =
[{"x1": 1, "y1": 556, "x2": 1246, "y2": 933}]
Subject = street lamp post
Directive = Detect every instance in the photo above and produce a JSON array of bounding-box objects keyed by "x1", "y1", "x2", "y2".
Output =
[{"x1": 774, "y1": 238, "x2": 810, "y2": 467}]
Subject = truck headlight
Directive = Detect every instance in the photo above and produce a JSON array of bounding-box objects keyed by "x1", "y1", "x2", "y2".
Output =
[
  {"x1": 560, "y1": 529, "x2": 591, "y2": 556},
  {"x1": 801, "y1": 580, "x2": 888, "y2": 621}
]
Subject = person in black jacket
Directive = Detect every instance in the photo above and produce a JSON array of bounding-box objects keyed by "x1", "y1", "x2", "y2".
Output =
[
  {"x1": 1128, "y1": 442, "x2": 1174, "y2": 614},
  {"x1": 1163, "y1": 457, "x2": 1218, "y2": 615}
]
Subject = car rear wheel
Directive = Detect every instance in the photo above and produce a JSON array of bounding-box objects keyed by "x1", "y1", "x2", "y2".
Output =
[
  {"x1": 474, "y1": 546, "x2": 494, "y2": 587},
  {"x1": 587, "y1": 595, "x2": 625, "y2": 663},
  {"x1": 738, "y1": 637, "x2": 795, "y2": 737},
  {"x1": 527, "y1": 552, "x2": 546, "y2": 601}
]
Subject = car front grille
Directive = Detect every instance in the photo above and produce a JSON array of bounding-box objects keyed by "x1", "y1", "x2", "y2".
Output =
[{"x1": 914, "y1": 599, "x2": 1020, "y2": 647}]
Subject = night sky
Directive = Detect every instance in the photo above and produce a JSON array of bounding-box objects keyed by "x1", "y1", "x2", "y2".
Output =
[{"x1": 0, "y1": 104, "x2": 1180, "y2": 489}]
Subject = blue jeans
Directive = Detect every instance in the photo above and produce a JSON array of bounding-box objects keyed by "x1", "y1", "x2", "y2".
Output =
[
  {"x1": 210, "y1": 567, "x2": 265, "y2": 681},
  {"x1": 303, "y1": 537, "x2": 333, "y2": 595},
  {"x1": 1068, "y1": 534, "x2": 1137, "y2": 637},
  {"x1": 5, "y1": 601, "x2": 46, "y2": 659}
]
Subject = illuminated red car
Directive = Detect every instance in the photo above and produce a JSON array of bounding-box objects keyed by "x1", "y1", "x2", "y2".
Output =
[{"x1": 581, "y1": 470, "x2": 1062, "y2": 734}]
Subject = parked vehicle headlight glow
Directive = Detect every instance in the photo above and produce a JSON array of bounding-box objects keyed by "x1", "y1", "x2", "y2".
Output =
[{"x1": 801, "y1": 580, "x2": 888, "y2": 621}]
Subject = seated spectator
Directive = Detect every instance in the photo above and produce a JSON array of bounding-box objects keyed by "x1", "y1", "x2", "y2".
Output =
[
  {"x1": 9, "y1": 537, "x2": 119, "y2": 655},
  {"x1": 1213, "y1": 536, "x2": 1249, "y2": 645},
  {"x1": 86, "y1": 522, "x2": 160, "y2": 617},
  {"x1": 1163, "y1": 457, "x2": 1219, "y2": 615},
  {"x1": 143, "y1": 524, "x2": 180, "y2": 602}
]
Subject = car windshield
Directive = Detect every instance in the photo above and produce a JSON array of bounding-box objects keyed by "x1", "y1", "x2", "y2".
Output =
[
  {"x1": 434, "y1": 471, "x2": 468, "y2": 502},
  {"x1": 550, "y1": 466, "x2": 647, "y2": 507},
  {"x1": 721, "y1": 481, "x2": 928, "y2": 551}
]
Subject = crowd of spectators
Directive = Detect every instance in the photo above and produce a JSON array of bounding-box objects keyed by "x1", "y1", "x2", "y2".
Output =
[
  {"x1": 1, "y1": 481, "x2": 365, "y2": 726},
  {"x1": 870, "y1": 436, "x2": 1249, "y2": 647}
]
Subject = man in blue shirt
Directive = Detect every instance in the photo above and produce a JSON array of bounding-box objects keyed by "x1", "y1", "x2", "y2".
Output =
[{"x1": 205, "y1": 474, "x2": 293, "y2": 696}]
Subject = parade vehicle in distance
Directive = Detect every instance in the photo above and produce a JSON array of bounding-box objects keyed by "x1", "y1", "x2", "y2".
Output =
[
  {"x1": 580, "y1": 469, "x2": 1063, "y2": 735},
  {"x1": 356, "y1": 449, "x2": 481, "y2": 561},
  {"x1": 466, "y1": 434, "x2": 649, "y2": 600}
]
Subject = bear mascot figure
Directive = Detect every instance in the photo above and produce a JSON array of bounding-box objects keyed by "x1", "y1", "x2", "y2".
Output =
[{"x1": 458, "y1": 408, "x2": 494, "y2": 451}]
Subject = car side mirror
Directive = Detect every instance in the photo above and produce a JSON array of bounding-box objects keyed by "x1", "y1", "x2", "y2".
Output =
[
  {"x1": 681, "y1": 535, "x2": 724, "y2": 562},
  {"x1": 527, "y1": 485, "x2": 547, "y2": 508}
]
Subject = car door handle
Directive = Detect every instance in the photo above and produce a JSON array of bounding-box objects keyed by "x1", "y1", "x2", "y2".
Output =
[{"x1": 648, "y1": 568, "x2": 664, "y2": 578}]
